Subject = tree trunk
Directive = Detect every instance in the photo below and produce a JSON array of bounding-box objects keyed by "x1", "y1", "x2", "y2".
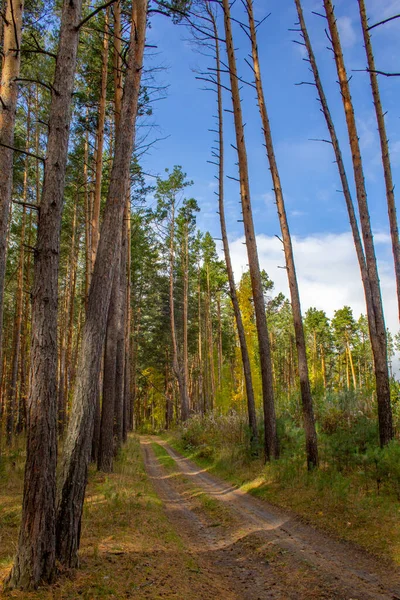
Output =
[
  {"x1": 5, "y1": 0, "x2": 84, "y2": 589},
  {"x1": 59, "y1": 196, "x2": 78, "y2": 436},
  {"x1": 84, "y1": 121, "x2": 91, "y2": 304},
  {"x1": 114, "y1": 214, "x2": 128, "y2": 453},
  {"x1": 55, "y1": 0, "x2": 147, "y2": 568},
  {"x1": 91, "y1": 7, "x2": 110, "y2": 267},
  {"x1": 216, "y1": 292, "x2": 223, "y2": 389},
  {"x1": 348, "y1": 342, "x2": 357, "y2": 390},
  {"x1": 6, "y1": 101, "x2": 30, "y2": 445},
  {"x1": 323, "y1": 0, "x2": 393, "y2": 446},
  {"x1": 296, "y1": 0, "x2": 393, "y2": 447},
  {"x1": 123, "y1": 199, "x2": 132, "y2": 440},
  {"x1": 169, "y1": 202, "x2": 190, "y2": 421},
  {"x1": 0, "y1": 0, "x2": 24, "y2": 393},
  {"x1": 221, "y1": 0, "x2": 278, "y2": 459},
  {"x1": 205, "y1": 264, "x2": 215, "y2": 411},
  {"x1": 207, "y1": 2, "x2": 257, "y2": 445},
  {"x1": 358, "y1": 0, "x2": 400, "y2": 322},
  {"x1": 98, "y1": 241, "x2": 121, "y2": 473},
  {"x1": 197, "y1": 259, "x2": 204, "y2": 414},
  {"x1": 183, "y1": 221, "x2": 189, "y2": 406},
  {"x1": 246, "y1": 0, "x2": 317, "y2": 468}
]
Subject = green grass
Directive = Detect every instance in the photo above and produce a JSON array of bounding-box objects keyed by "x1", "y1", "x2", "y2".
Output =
[
  {"x1": 151, "y1": 442, "x2": 177, "y2": 470},
  {"x1": 151, "y1": 440, "x2": 234, "y2": 527},
  {"x1": 1, "y1": 435, "x2": 217, "y2": 598},
  {"x1": 162, "y1": 430, "x2": 400, "y2": 565}
]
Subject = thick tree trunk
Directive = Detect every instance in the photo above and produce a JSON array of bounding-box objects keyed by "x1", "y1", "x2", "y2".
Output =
[
  {"x1": 114, "y1": 217, "x2": 128, "y2": 453},
  {"x1": 0, "y1": 0, "x2": 24, "y2": 391},
  {"x1": 5, "y1": 0, "x2": 84, "y2": 590},
  {"x1": 358, "y1": 0, "x2": 400, "y2": 321},
  {"x1": 123, "y1": 200, "x2": 132, "y2": 439},
  {"x1": 55, "y1": 0, "x2": 147, "y2": 568},
  {"x1": 91, "y1": 7, "x2": 110, "y2": 267},
  {"x1": 98, "y1": 242, "x2": 121, "y2": 473},
  {"x1": 59, "y1": 197, "x2": 78, "y2": 435},
  {"x1": 84, "y1": 124, "x2": 91, "y2": 304},
  {"x1": 221, "y1": 0, "x2": 278, "y2": 459},
  {"x1": 246, "y1": 0, "x2": 317, "y2": 468},
  {"x1": 323, "y1": 0, "x2": 393, "y2": 446}
]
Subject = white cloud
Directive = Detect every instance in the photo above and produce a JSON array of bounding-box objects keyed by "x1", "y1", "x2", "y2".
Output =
[
  {"x1": 337, "y1": 16, "x2": 357, "y2": 48},
  {"x1": 357, "y1": 114, "x2": 377, "y2": 151},
  {"x1": 368, "y1": 0, "x2": 400, "y2": 21},
  {"x1": 261, "y1": 192, "x2": 275, "y2": 206},
  {"x1": 227, "y1": 231, "x2": 398, "y2": 339}
]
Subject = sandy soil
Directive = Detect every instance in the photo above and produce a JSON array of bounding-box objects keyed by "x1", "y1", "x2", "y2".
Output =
[{"x1": 141, "y1": 436, "x2": 400, "y2": 600}]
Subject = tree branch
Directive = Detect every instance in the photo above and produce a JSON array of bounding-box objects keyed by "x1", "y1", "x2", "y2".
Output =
[
  {"x1": 0, "y1": 142, "x2": 45, "y2": 162},
  {"x1": 368, "y1": 13, "x2": 400, "y2": 30},
  {"x1": 77, "y1": 0, "x2": 118, "y2": 30}
]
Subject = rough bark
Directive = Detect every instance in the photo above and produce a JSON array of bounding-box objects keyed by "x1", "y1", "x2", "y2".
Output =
[
  {"x1": 84, "y1": 122, "x2": 91, "y2": 304},
  {"x1": 6, "y1": 102, "x2": 29, "y2": 445},
  {"x1": 323, "y1": 0, "x2": 393, "y2": 446},
  {"x1": 56, "y1": 0, "x2": 147, "y2": 568},
  {"x1": 358, "y1": 0, "x2": 400, "y2": 322},
  {"x1": 91, "y1": 7, "x2": 110, "y2": 267},
  {"x1": 246, "y1": 0, "x2": 317, "y2": 468},
  {"x1": 114, "y1": 216, "x2": 128, "y2": 453},
  {"x1": 123, "y1": 199, "x2": 132, "y2": 440},
  {"x1": 59, "y1": 197, "x2": 78, "y2": 435},
  {"x1": 221, "y1": 0, "x2": 278, "y2": 459},
  {"x1": 5, "y1": 0, "x2": 83, "y2": 589},
  {"x1": 0, "y1": 0, "x2": 24, "y2": 391},
  {"x1": 98, "y1": 239, "x2": 121, "y2": 473}
]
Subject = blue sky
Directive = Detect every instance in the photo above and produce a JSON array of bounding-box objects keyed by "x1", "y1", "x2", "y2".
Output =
[{"x1": 139, "y1": 0, "x2": 400, "y2": 345}]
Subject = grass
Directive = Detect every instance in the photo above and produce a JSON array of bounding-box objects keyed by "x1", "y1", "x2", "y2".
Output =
[
  {"x1": 150, "y1": 441, "x2": 233, "y2": 527},
  {"x1": 0, "y1": 435, "x2": 217, "y2": 598},
  {"x1": 162, "y1": 431, "x2": 400, "y2": 565}
]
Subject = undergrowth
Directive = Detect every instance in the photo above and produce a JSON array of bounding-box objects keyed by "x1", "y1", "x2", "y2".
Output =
[
  {"x1": 0, "y1": 436, "x2": 211, "y2": 598},
  {"x1": 163, "y1": 399, "x2": 400, "y2": 564}
]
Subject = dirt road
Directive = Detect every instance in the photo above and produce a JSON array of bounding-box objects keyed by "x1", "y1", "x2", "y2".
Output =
[{"x1": 141, "y1": 436, "x2": 400, "y2": 600}]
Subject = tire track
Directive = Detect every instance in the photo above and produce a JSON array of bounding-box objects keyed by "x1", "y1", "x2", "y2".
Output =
[{"x1": 142, "y1": 436, "x2": 400, "y2": 600}]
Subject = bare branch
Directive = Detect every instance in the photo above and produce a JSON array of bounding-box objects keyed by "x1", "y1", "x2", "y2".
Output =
[
  {"x1": 368, "y1": 13, "x2": 400, "y2": 30},
  {"x1": 77, "y1": 0, "x2": 118, "y2": 30},
  {"x1": 0, "y1": 141, "x2": 45, "y2": 162}
]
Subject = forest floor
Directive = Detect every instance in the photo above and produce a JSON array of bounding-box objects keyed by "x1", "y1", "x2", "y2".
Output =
[
  {"x1": 0, "y1": 435, "x2": 400, "y2": 599},
  {"x1": 141, "y1": 436, "x2": 400, "y2": 600}
]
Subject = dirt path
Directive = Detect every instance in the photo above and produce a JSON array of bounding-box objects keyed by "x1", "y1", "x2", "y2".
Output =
[{"x1": 141, "y1": 436, "x2": 400, "y2": 600}]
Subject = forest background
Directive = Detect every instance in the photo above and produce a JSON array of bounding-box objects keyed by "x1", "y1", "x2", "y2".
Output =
[
  {"x1": 143, "y1": 0, "x2": 400, "y2": 362},
  {"x1": 1, "y1": 0, "x2": 400, "y2": 592}
]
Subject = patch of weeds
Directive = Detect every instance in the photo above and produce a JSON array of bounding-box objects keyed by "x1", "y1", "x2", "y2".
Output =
[{"x1": 151, "y1": 442, "x2": 177, "y2": 470}]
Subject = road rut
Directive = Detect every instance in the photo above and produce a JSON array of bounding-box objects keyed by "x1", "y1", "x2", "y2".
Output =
[{"x1": 141, "y1": 436, "x2": 400, "y2": 600}]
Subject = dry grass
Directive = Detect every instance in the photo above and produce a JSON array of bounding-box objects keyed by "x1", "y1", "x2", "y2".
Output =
[
  {"x1": 164, "y1": 433, "x2": 400, "y2": 565},
  {"x1": 150, "y1": 442, "x2": 234, "y2": 528},
  {"x1": 0, "y1": 436, "x2": 221, "y2": 599}
]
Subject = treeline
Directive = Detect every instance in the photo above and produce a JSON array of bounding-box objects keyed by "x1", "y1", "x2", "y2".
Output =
[
  {"x1": 132, "y1": 199, "x2": 400, "y2": 431},
  {"x1": 0, "y1": 0, "x2": 399, "y2": 593}
]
